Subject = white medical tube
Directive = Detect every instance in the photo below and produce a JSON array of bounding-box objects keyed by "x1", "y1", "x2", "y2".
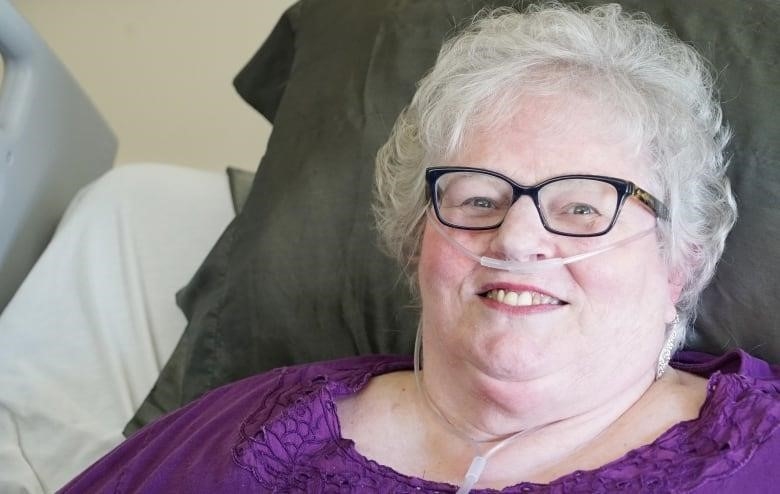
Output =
[{"x1": 426, "y1": 210, "x2": 656, "y2": 273}]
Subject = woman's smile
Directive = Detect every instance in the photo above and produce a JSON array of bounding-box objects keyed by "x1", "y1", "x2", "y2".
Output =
[{"x1": 479, "y1": 283, "x2": 566, "y2": 312}]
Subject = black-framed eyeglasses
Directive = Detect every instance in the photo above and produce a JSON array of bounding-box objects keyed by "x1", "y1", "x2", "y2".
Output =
[{"x1": 425, "y1": 166, "x2": 669, "y2": 237}]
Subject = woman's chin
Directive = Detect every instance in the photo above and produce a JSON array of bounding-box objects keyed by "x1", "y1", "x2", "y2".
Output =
[{"x1": 465, "y1": 345, "x2": 560, "y2": 384}]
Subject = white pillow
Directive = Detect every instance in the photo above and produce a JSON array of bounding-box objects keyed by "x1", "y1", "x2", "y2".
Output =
[{"x1": 0, "y1": 163, "x2": 234, "y2": 493}]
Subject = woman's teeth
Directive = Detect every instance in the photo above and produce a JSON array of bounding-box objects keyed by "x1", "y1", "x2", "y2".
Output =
[{"x1": 484, "y1": 289, "x2": 561, "y2": 307}]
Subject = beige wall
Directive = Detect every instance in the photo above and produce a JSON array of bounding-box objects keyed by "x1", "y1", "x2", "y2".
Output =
[{"x1": 11, "y1": 0, "x2": 298, "y2": 171}]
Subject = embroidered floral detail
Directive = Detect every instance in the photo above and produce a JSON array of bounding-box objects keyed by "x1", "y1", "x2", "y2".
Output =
[{"x1": 233, "y1": 370, "x2": 338, "y2": 489}]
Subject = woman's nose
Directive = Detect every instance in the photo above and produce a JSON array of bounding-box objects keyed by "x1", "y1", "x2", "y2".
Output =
[{"x1": 486, "y1": 197, "x2": 557, "y2": 262}]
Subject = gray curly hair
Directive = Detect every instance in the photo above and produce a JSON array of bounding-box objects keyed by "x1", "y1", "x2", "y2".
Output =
[{"x1": 374, "y1": 2, "x2": 737, "y2": 348}]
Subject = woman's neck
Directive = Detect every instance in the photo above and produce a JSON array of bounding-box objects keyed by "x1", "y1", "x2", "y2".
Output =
[{"x1": 414, "y1": 360, "x2": 704, "y2": 488}]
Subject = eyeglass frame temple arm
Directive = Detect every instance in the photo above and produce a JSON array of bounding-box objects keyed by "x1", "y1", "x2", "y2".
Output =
[{"x1": 629, "y1": 185, "x2": 669, "y2": 220}]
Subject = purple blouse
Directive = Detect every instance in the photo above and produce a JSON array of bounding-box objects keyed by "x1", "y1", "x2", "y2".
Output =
[{"x1": 60, "y1": 350, "x2": 779, "y2": 493}]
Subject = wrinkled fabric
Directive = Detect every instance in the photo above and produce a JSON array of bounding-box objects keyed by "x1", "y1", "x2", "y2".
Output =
[{"x1": 64, "y1": 350, "x2": 779, "y2": 493}]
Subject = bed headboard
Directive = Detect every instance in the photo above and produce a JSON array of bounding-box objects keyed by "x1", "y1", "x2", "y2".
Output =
[{"x1": 0, "y1": 0, "x2": 117, "y2": 312}]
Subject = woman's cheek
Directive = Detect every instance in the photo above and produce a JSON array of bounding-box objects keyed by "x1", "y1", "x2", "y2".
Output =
[{"x1": 418, "y1": 226, "x2": 474, "y2": 294}]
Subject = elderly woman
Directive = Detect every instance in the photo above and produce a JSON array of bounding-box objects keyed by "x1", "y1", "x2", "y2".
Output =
[{"x1": 62, "y1": 3, "x2": 778, "y2": 493}]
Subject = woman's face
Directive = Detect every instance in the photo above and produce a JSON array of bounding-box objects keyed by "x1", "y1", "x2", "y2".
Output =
[{"x1": 418, "y1": 94, "x2": 680, "y2": 414}]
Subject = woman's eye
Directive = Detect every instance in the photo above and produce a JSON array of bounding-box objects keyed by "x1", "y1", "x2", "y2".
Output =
[
  {"x1": 565, "y1": 203, "x2": 600, "y2": 215},
  {"x1": 462, "y1": 197, "x2": 495, "y2": 209}
]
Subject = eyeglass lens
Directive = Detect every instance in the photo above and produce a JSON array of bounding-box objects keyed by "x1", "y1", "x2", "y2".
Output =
[{"x1": 434, "y1": 171, "x2": 620, "y2": 235}]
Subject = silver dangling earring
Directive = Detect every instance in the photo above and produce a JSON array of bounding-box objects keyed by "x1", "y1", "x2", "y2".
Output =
[{"x1": 655, "y1": 314, "x2": 680, "y2": 380}]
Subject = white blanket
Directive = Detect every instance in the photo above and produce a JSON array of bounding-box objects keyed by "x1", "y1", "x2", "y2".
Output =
[{"x1": 0, "y1": 163, "x2": 234, "y2": 493}]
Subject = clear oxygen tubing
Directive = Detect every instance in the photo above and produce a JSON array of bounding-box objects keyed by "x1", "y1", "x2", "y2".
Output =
[
  {"x1": 415, "y1": 210, "x2": 658, "y2": 492},
  {"x1": 414, "y1": 326, "x2": 544, "y2": 494},
  {"x1": 425, "y1": 209, "x2": 657, "y2": 274}
]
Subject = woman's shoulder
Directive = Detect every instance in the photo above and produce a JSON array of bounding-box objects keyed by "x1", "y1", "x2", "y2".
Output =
[
  {"x1": 629, "y1": 348, "x2": 780, "y2": 493},
  {"x1": 131, "y1": 353, "x2": 414, "y2": 442},
  {"x1": 662, "y1": 364, "x2": 780, "y2": 492},
  {"x1": 541, "y1": 350, "x2": 779, "y2": 493},
  {"x1": 173, "y1": 353, "x2": 415, "y2": 419},
  {"x1": 59, "y1": 354, "x2": 413, "y2": 493},
  {"x1": 674, "y1": 348, "x2": 780, "y2": 437},
  {"x1": 688, "y1": 372, "x2": 780, "y2": 491}
]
